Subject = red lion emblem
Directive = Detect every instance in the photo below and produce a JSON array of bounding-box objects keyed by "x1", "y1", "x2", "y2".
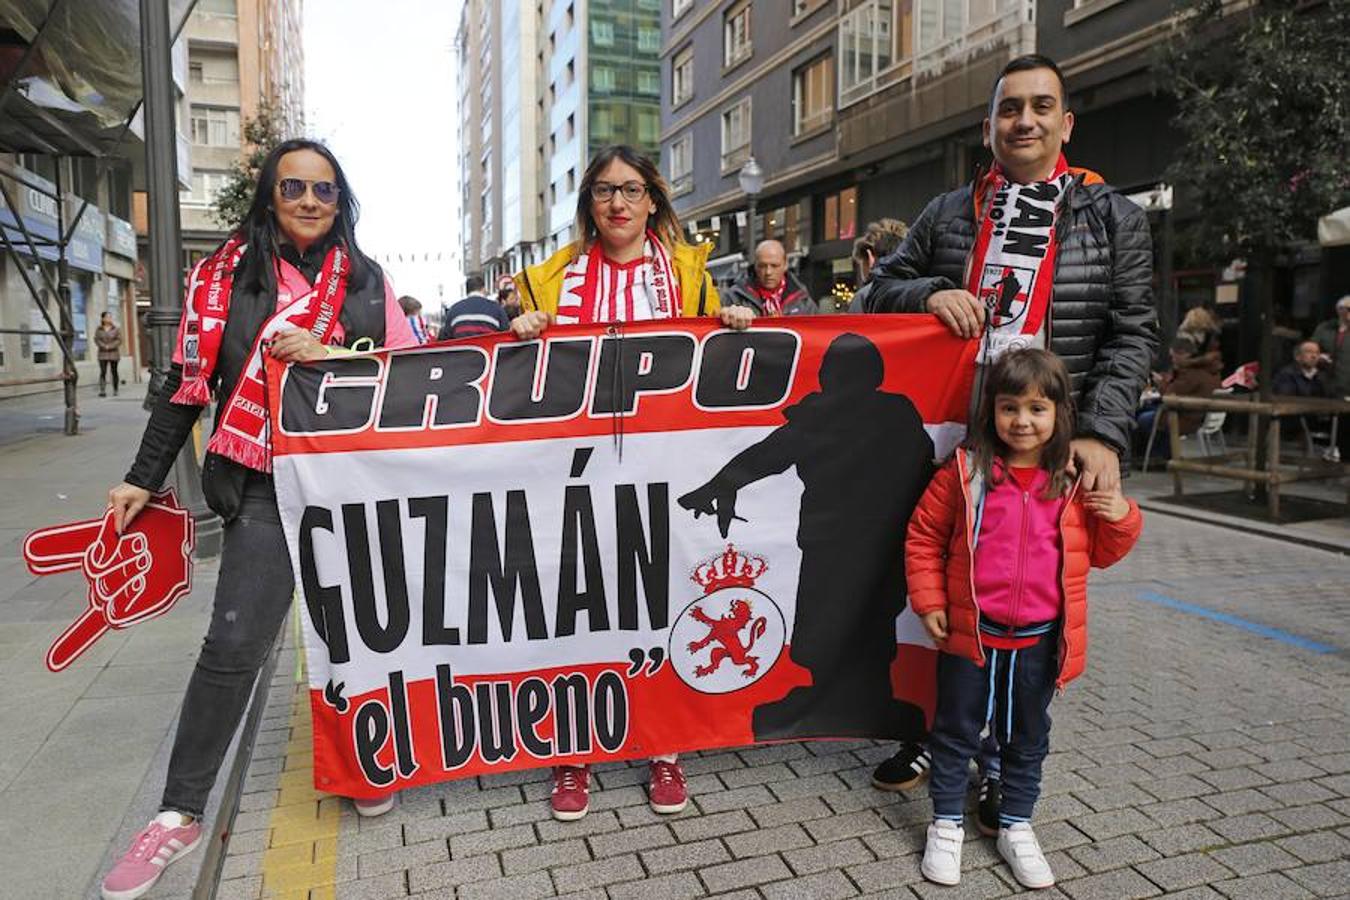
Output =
[{"x1": 685, "y1": 598, "x2": 768, "y2": 678}]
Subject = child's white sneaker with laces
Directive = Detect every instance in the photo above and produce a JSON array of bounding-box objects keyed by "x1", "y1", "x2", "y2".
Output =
[
  {"x1": 921, "y1": 819, "x2": 964, "y2": 885},
  {"x1": 997, "y1": 822, "x2": 1055, "y2": 889}
]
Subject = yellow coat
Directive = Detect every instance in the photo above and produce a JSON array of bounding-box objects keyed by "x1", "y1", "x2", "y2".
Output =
[{"x1": 513, "y1": 239, "x2": 721, "y2": 319}]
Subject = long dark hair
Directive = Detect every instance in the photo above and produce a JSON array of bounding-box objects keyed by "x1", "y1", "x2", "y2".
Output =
[
  {"x1": 231, "y1": 138, "x2": 370, "y2": 295},
  {"x1": 968, "y1": 348, "x2": 1075, "y2": 498},
  {"x1": 574, "y1": 144, "x2": 684, "y2": 249}
]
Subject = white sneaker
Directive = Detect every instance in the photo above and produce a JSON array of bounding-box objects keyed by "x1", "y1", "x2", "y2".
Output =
[
  {"x1": 998, "y1": 822, "x2": 1055, "y2": 889},
  {"x1": 921, "y1": 819, "x2": 964, "y2": 886},
  {"x1": 353, "y1": 794, "x2": 396, "y2": 817}
]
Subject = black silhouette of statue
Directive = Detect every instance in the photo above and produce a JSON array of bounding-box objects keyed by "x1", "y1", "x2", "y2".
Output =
[
  {"x1": 678, "y1": 333, "x2": 934, "y2": 741},
  {"x1": 994, "y1": 268, "x2": 1021, "y2": 321}
]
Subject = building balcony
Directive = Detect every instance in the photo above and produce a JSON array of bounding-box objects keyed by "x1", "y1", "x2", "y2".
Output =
[
  {"x1": 186, "y1": 12, "x2": 240, "y2": 48},
  {"x1": 186, "y1": 80, "x2": 241, "y2": 108}
]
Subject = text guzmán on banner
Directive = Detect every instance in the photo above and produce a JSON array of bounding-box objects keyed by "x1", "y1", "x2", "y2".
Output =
[{"x1": 266, "y1": 316, "x2": 975, "y2": 798}]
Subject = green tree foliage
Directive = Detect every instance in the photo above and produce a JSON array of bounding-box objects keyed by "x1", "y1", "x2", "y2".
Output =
[
  {"x1": 1161, "y1": 0, "x2": 1349, "y2": 264},
  {"x1": 210, "y1": 103, "x2": 283, "y2": 231}
]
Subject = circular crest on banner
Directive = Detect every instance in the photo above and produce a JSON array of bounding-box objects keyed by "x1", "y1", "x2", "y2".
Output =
[{"x1": 669, "y1": 545, "x2": 786, "y2": 695}]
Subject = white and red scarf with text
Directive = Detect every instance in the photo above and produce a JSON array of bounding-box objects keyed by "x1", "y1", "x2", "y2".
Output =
[
  {"x1": 172, "y1": 239, "x2": 351, "y2": 471},
  {"x1": 966, "y1": 154, "x2": 1071, "y2": 364},
  {"x1": 556, "y1": 231, "x2": 679, "y2": 325}
]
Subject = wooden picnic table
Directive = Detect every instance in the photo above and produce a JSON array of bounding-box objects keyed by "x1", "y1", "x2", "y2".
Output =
[{"x1": 1162, "y1": 393, "x2": 1350, "y2": 519}]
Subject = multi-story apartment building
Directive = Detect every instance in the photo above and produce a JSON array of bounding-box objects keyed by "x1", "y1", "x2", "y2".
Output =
[
  {"x1": 661, "y1": 0, "x2": 1198, "y2": 323},
  {"x1": 178, "y1": 0, "x2": 305, "y2": 265},
  {"x1": 459, "y1": 0, "x2": 663, "y2": 284}
]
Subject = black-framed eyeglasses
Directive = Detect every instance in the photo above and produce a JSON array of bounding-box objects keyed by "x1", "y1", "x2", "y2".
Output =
[
  {"x1": 277, "y1": 178, "x2": 340, "y2": 205},
  {"x1": 590, "y1": 181, "x2": 648, "y2": 203}
]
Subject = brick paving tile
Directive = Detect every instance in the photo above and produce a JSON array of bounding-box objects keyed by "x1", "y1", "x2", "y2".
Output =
[
  {"x1": 1203, "y1": 788, "x2": 1274, "y2": 817},
  {"x1": 803, "y1": 810, "x2": 891, "y2": 843},
  {"x1": 694, "y1": 784, "x2": 777, "y2": 814},
  {"x1": 1066, "y1": 834, "x2": 1161, "y2": 873},
  {"x1": 356, "y1": 839, "x2": 451, "y2": 879},
  {"x1": 448, "y1": 823, "x2": 537, "y2": 858},
  {"x1": 671, "y1": 810, "x2": 756, "y2": 842},
  {"x1": 1058, "y1": 868, "x2": 1163, "y2": 900},
  {"x1": 500, "y1": 837, "x2": 589, "y2": 875},
  {"x1": 1211, "y1": 872, "x2": 1316, "y2": 900},
  {"x1": 1138, "y1": 797, "x2": 1224, "y2": 828},
  {"x1": 723, "y1": 822, "x2": 813, "y2": 858},
  {"x1": 860, "y1": 827, "x2": 925, "y2": 861},
  {"x1": 1071, "y1": 783, "x2": 1156, "y2": 813},
  {"x1": 1253, "y1": 759, "x2": 1329, "y2": 782},
  {"x1": 1134, "y1": 851, "x2": 1236, "y2": 891},
  {"x1": 1268, "y1": 803, "x2": 1350, "y2": 832},
  {"x1": 1067, "y1": 807, "x2": 1155, "y2": 841},
  {"x1": 406, "y1": 853, "x2": 502, "y2": 894},
  {"x1": 697, "y1": 853, "x2": 793, "y2": 894},
  {"x1": 1276, "y1": 829, "x2": 1350, "y2": 864},
  {"x1": 783, "y1": 837, "x2": 876, "y2": 875},
  {"x1": 337, "y1": 870, "x2": 413, "y2": 899},
  {"x1": 641, "y1": 838, "x2": 733, "y2": 875},
  {"x1": 1136, "y1": 822, "x2": 1226, "y2": 855},
  {"x1": 1261, "y1": 780, "x2": 1339, "y2": 806},
  {"x1": 844, "y1": 857, "x2": 928, "y2": 893},
  {"x1": 760, "y1": 868, "x2": 860, "y2": 900},
  {"x1": 717, "y1": 762, "x2": 796, "y2": 789},
  {"x1": 457, "y1": 871, "x2": 556, "y2": 900},
  {"x1": 747, "y1": 796, "x2": 835, "y2": 828},
  {"x1": 1284, "y1": 859, "x2": 1350, "y2": 897},
  {"x1": 908, "y1": 868, "x2": 1012, "y2": 899},
  {"x1": 1209, "y1": 812, "x2": 1294, "y2": 843},
  {"x1": 607, "y1": 871, "x2": 706, "y2": 900},
  {"x1": 1195, "y1": 767, "x2": 1275, "y2": 792},
  {"x1": 586, "y1": 822, "x2": 676, "y2": 857},
  {"x1": 535, "y1": 811, "x2": 622, "y2": 842},
  {"x1": 1208, "y1": 839, "x2": 1303, "y2": 877},
  {"x1": 549, "y1": 853, "x2": 644, "y2": 894}
]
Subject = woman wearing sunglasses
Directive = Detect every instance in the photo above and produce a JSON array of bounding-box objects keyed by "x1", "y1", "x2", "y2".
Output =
[
  {"x1": 511, "y1": 145, "x2": 752, "y2": 823},
  {"x1": 100, "y1": 140, "x2": 415, "y2": 900},
  {"x1": 511, "y1": 144, "x2": 752, "y2": 338}
]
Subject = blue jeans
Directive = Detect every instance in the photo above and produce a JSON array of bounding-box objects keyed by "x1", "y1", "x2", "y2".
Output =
[
  {"x1": 928, "y1": 628, "x2": 1058, "y2": 824},
  {"x1": 160, "y1": 477, "x2": 294, "y2": 817}
]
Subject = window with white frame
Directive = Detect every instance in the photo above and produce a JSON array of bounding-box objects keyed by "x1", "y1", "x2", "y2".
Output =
[
  {"x1": 592, "y1": 21, "x2": 615, "y2": 46},
  {"x1": 180, "y1": 169, "x2": 230, "y2": 205},
  {"x1": 668, "y1": 133, "x2": 693, "y2": 192},
  {"x1": 720, "y1": 96, "x2": 751, "y2": 168},
  {"x1": 793, "y1": 54, "x2": 834, "y2": 135},
  {"x1": 723, "y1": 2, "x2": 753, "y2": 68},
  {"x1": 672, "y1": 44, "x2": 694, "y2": 106},
  {"x1": 189, "y1": 106, "x2": 240, "y2": 146},
  {"x1": 672, "y1": 0, "x2": 693, "y2": 19},
  {"x1": 592, "y1": 65, "x2": 616, "y2": 92},
  {"x1": 838, "y1": 0, "x2": 895, "y2": 106},
  {"x1": 637, "y1": 69, "x2": 661, "y2": 96},
  {"x1": 638, "y1": 26, "x2": 661, "y2": 53}
]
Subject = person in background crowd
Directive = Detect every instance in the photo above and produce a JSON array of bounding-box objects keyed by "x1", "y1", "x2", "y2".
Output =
[
  {"x1": 1273, "y1": 340, "x2": 1331, "y2": 399},
  {"x1": 497, "y1": 277, "x2": 522, "y2": 319},
  {"x1": 863, "y1": 52, "x2": 1158, "y2": 816},
  {"x1": 910, "y1": 349, "x2": 1141, "y2": 890},
  {"x1": 1134, "y1": 335, "x2": 1222, "y2": 458},
  {"x1": 1312, "y1": 296, "x2": 1350, "y2": 460},
  {"x1": 848, "y1": 219, "x2": 909, "y2": 313},
  {"x1": 725, "y1": 239, "x2": 818, "y2": 316},
  {"x1": 399, "y1": 294, "x2": 430, "y2": 344},
  {"x1": 508, "y1": 144, "x2": 752, "y2": 821},
  {"x1": 95, "y1": 311, "x2": 123, "y2": 397},
  {"x1": 439, "y1": 273, "x2": 509, "y2": 340},
  {"x1": 1178, "y1": 305, "x2": 1222, "y2": 357},
  {"x1": 99, "y1": 139, "x2": 416, "y2": 900}
]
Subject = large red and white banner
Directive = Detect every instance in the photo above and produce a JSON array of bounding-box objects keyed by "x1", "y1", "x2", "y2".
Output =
[{"x1": 267, "y1": 317, "x2": 974, "y2": 798}]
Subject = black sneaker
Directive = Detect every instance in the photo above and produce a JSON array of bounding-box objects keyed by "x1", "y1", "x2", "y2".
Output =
[
  {"x1": 976, "y1": 774, "x2": 1001, "y2": 837},
  {"x1": 872, "y1": 742, "x2": 931, "y2": 791}
]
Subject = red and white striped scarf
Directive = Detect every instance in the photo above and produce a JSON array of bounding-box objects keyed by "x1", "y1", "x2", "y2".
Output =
[
  {"x1": 556, "y1": 231, "x2": 679, "y2": 325},
  {"x1": 967, "y1": 154, "x2": 1070, "y2": 364},
  {"x1": 172, "y1": 239, "x2": 351, "y2": 471}
]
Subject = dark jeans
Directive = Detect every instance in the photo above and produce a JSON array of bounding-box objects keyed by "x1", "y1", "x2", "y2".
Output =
[
  {"x1": 160, "y1": 478, "x2": 294, "y2": 818},
  {"x1": 928, "y1": 628, "x2": 1058, "y2": 824},
  {"x1": 99, "y1": 359, "x2": 120, "y2": 393}
]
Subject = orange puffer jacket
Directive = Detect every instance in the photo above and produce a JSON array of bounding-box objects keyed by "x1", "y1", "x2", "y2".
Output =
[{"x1": 906, "y1": 448, "x2": 1143, "y2": 689}]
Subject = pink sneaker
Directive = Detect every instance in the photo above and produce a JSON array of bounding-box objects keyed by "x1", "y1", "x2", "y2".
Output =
[
  {"x1": 101, "y1": 812, "x2": 203, "y2": 899},
  {"x1": 551, "y1": 765, "x2": 590, "y2": 821},
  {"x1": 648, "y1": 760, "x2": 688, "y2": 814}
]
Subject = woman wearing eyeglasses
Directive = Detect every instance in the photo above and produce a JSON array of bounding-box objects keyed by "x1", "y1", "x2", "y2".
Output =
[
  {"x1": 511, "y1": 144, "x2": 752, "y2": 338},
  {"x1": 100, "y1": 140, "x2": 414, "y2": 900},
  {"x1": 510, "y1": 146, "x2": 751, "y2": 823}
]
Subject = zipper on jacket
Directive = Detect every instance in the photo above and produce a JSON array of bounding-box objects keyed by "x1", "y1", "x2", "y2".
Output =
[{"x1": 1008, "y1": 487, "x2": 1030, "y2": 635}]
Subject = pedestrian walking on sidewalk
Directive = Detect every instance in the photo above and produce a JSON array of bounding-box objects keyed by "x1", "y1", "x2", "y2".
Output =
[
  {"x1": 99, "y1": 139, "x2": 416, "y2": 900},
  {"x1": 908, "y1": 349, "x2": 1141, "y2": 890},
  {"x1": 95, "y1": 312, "x2": 122, "y2": 397},
  {"x1": 509, "y1": 144, "x2": 753, "y2": 822}
]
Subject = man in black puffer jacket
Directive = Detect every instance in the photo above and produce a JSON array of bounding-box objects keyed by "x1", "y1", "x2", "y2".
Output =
[{"x1": 865, "y1": 54, "x2": 1157, "y2": 490}]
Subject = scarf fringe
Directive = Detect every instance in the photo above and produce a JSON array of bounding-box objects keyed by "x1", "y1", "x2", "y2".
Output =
[
  {"x1": 170, "y1": 378, "x2": 211, "y2": 407},
  {"x1": 206, "y1": 430, "x2": 273, "y2": 473}
]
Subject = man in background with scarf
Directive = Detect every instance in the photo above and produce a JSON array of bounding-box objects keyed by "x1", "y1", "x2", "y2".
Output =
[
  {"x1": 726, "y1": 239, "x2": 818, "y2": 316},
  {"x1": 861, "y1": 53, "x2": 1158, "y2": 856}
]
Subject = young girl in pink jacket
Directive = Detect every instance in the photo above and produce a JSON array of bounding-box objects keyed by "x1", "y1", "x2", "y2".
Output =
[{"x1": 907, "y1": 349, "x2": 1142, "y2": 890}]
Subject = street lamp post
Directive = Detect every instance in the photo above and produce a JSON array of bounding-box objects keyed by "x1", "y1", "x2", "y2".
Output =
[{"x1": 738, "y1": 156, "x2": 764, "y2": 262}]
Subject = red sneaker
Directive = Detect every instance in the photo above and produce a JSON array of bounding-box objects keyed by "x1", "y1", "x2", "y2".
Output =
[
  {"x1": 551, "y1": 765, "x2": 590, "y2": 821},
  {"x1": 101, "y1": 812, "x2": 202, "y2": 899},
  {"x1": 648, "y1": 759, "x2": 688, "y2": 814}
]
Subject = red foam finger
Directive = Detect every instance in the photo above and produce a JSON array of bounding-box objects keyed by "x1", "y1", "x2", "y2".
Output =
[
  {"x1": 23, "y1": 519, "x2": 108, "y2": 575},
  {"x1": 46, "y1": 607, "x2": 111, "y2": 672}
]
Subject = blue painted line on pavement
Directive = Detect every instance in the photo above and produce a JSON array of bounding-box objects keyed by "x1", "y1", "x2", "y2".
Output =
[{"x1": 1136, "y1": 590, "x2": 1338, "y2": 655}]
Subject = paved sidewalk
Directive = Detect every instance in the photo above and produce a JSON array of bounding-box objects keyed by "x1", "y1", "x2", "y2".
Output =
[
  {"x1": 211, "y1": 507, "x2": 1350, "y2": 899},
  {"x1": 0, "y1": 387, "x2": 241, "y2": 900}
]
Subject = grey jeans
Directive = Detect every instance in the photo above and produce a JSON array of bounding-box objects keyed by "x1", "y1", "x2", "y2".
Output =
[{"x1": 160, "y1": 476, "x2": 294, "y2": 818}]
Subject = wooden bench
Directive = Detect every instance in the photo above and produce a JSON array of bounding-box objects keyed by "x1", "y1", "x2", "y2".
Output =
[{"x1": 1162, "y1": 394, "x2": 1350, "y2": 519}]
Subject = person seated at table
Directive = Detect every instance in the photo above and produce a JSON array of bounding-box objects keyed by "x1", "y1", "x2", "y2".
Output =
[
  {"x1": 1135, "y1": 336, "x2": 1222, "y2": 458},
  {"x1": 1273, "y1": 339, "x2": 1333, "y2": 444}
]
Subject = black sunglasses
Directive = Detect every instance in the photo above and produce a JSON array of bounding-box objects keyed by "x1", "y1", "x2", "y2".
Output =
[{"x1": 277, "y1": 178, "x2": 340, "y2": 205}]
